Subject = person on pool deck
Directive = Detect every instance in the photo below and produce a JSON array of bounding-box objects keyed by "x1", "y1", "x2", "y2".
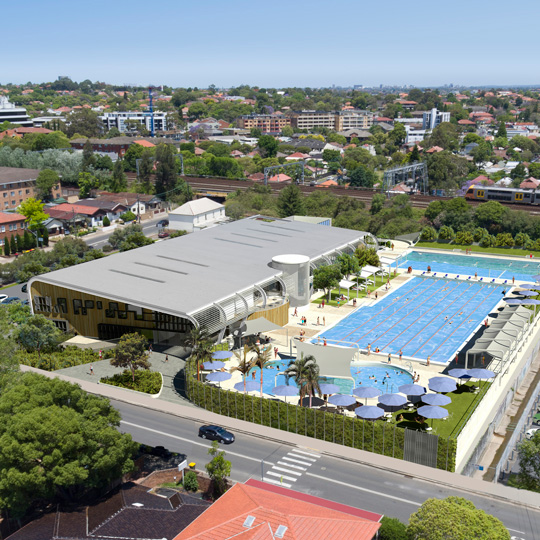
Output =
[
  {"x1": 388, "y1": 353, "x2": 392, "y2": 364},
  {"x1": 426, "y1": 356, "x2": 431, "y2": 367},
  {"x1": 323, "y1": 338, "x2": 327, "y2": 346},
  {"x1": 399, "y1": 349, "x2": 403, "y2": 361},
  {"x1": 375, "y1": 347, "x2": 380, "y2": 353},
  {"x1": 367, "y1": 343, "x2": 371, "y2": 355},
  {"x1": 427, "y1": 265, "x2": 431, "y2": 273},
  {"x1": 474, "y1": 272, "x2": 477, "y2": 279}
]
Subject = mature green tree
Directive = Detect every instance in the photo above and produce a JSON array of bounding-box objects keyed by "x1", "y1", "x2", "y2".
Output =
[
  {"x1": 258, "y1": 134, "x2": 279, "y2": 158},
  {"x1": 183, "y1": 326, "x2": 212, "y2": 381},
  {"x1": 370, "y1": 193, "x2": 386, "y2": 215},
  {"x1": 35, "y1": 169, "x2": 60, "y2": 201},
  {"x1": 188, "y1": 102, "x2": 208, "y2": 119},
  {"x1": 516, "y1": 430, "x2": 540, "y2": 491},
  {"x1": 110, "y1": 332, "x2": 151, "y2": 382},
  {"x1": 9, "y1": 235, "x2": 16, "y2": 255},
  {"x1": 389, "y1": 122, "x2": 406, "y2": 145},
  {"x1": 409, "y1": 145, "x2": 420, "y2": 162},
  {"x1": 284, "y1": 354, "x2": 321, "y2": 407},
  {"x1": 0, "y1": 373, "x2": 137, "y2": 518},
  {"x1": 349, "y1": 165, "x2": 375, "y2": 187},
  {"x1": 118, "y1": 232, "x2": 154, "y2": 252},
  {"x1": 337, "y1": 253, "x2": 360, "y2": 279},
  {"x1": 407, "y1": 496, "x2": 509, "y2": 540},
  {"x1": 282, "y1": 125, "x2": 294, "y2": 137},
  {"x1": 65, "y1": 109, "x2": 101, "y2": 138},
  {"x1": 16, "y1": 314, "x2": 61, "y2": 360},
  {"x1": 313, "y1": 264, "x2": 342, "y2": 301},
  {"x1": 81, "y1": 139, "x2": 95, "y2": 171},
  {"x1": 23, "y1": 229, "x2": 33, "y2": 250},
  {"x1": 322, "y1": 149, "x2": 341, "y2": 163},
  {"x1": 18, "y1": 197, "x2": 48, "y2": 231},
  {"x1": 77, "y1": 172, "x2": 100, "y2": 198},
  {"x1": 426, "y1": 151, "x2": 470, "y2": 190},
  {"x1": 155, "y1": 143, "x2": 177, "y2": 195},
  {"x1": 378, "y1": 516, "x2": 407, "y2": 540},
  {"x1": 496, "y1": 121, "x2": 507, "y2": 139},
  {"x1": 277, "y1": 184, "x2": 304, "y2": 218},
  {"x1": 251, "y1": 344, "x2": 272, "y2": 397},
  {"x1": 205, "y1": 440, "x2": 231, "y2": 499},
  {"x1": 3, "y1": 238, "x2": 10, "y2": 257},
  {"x1": 123, "y1": 142, "x2": 145, "y2": 172},
  {"x1": 110, "y1": 158, "x2": 127, "y2": 192},
  {"x1": 474, "y1": 201, "x2": 506, "y2": 232},
  {"x1": 355, "y1": 246, "x2": 380, "y2": 267},
  {"x1": 427, "y1": 122, "x2": 460, "y2": 151},
  {"x1": 138, "y1": 148, "x2": 154, "y2": 193}
]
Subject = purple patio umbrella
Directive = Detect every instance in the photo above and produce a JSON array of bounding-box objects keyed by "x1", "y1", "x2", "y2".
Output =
[
  {"x1": 328, "y1": 394, "x2": 356, "y2": 407},
  {"x1": 517, "y1": 284, "x2": 540, "y2": 290},
  {"x1": 272, "y1": 385, "x2": 299, "y2": 425},
  {"x1": 234, "y1": 380, "x2": 259, "y2": 393},
  {"x1": 417, "y1": 404, "x2": 449, "y2": 428},
  {"x1": 517, "y1": 290, "x2": 538, "y2": 297},
  {"x1": 422, "y1": 393, "x2": 451, "y2": 406},
  {"x1": 203, "y1": 360, "x2": 225, "y2": 370},
  {"x1": 532, "y1": 274, "x2": 540, "y2": 282},
  {"x1": 355, "y1": 405, "x2": 385, "y2": 420},
  {"x1": 448, "y1": 368, "x2": 471, "y2": 379},
  {"x1": 398, "y1": 383, "x2": 426, "y2": 396},
  {"x1": 504, "y1": 298, "x2": 524, "y2": 305},
  {"x1": 468, "y1": 368, "x2": 495, "y2": 379},
  {"x1": 206, "y1": 371, "x2": 231, "y2": 385},
  {"x1": 428, "y1": 377, "x2": 457, "y2": 393},
  {"x1": 319, "y1": 383, "x2": 340, "y2": 395},
  {"x1": 212, "y1": 350, "x2": 233, "y2": 360},
  {"x1": 378, "y1": 393, "x2": 407, "y2": 407},
  {"x1": 353, "y1": 386, "x2": 382, "y2": 405}
]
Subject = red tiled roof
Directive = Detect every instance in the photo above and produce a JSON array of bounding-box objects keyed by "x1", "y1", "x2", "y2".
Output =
[
  {"x1": 458, "y1": 119, "x2": 476, "y2": 125},
  {"x1": 0, "y1": 212, "x2": 25, "y2": 224},
  {"x1": 134, "y1": 140, "x2": 155, "y2": 148},
  {"x1": 48, "y1": 203, "x2": 102, "y2": 216},
  {"x1": 174, "y1": 482, "x2": 380, "y2": 540},
  {"x1": 268, "y1": 173, "x2": 291, "y2": 183},
  {"x1": 426, "y1": 146, "x2": 443, "y2": 153}
]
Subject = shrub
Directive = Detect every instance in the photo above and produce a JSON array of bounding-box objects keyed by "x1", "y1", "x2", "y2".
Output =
[
  {"x1": 454, "y1": 230, "x2": 473, "y2": 245},
  {"x1": 183, "y1": 470, "x2": 199, "y2": 492},
  {"x1": 16, "y1": 345, "x2": 102, "y2": 371},
  {"x1": 438, "y1": 226, "x2": 455, "y2": 241},
  {"x1": 120, "y1": 210, "x2": 136, "y2": 222},
  {"x1": 495, "y1": 232, "x2": 515, "y2": 247},
  {"x1": 480, "y1": 234, "x2": 494, "y2": 248},
  {"x1": 514, "y1": 232, "x2": 530, "y2": 247},
  {"x1": 473, "y1": 227, "x2": 487, "y2": 242},
  {"x1": 170, "y1": 230, "x2": 188, "y2": 239},
  {"x1": 420, "y1": 226, "x2": 436, "y2": 242},
  {"x1": 100, "y1": 369, "x2": 161, "y2": 394},
  {"x1": 102, "y1": 243, "x2": 113, "y2": 252},
  {"x1": 379, "y1": 516, "x2": 408, "y2": 540},
  {"x1": 102, "y1": 216, "x2": 111, "y2": 227}
]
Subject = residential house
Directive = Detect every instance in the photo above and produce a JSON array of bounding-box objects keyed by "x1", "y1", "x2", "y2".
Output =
[
  {"x1": 0, "y1": 212, "x2": 26, "y2": 249},
  {"x1": 285, "y1": 152, "x2": 310, "y2": 161},
  {"x1": 168, "y1": 197, "x2": 226, "y2": 232},
  {"x1": 6, "y1": 482, "x2": 209, "y2": 540},
  {"x1": 45, "y1": 203, "x2": 107, "y2": 228},
  {"x1": 70, "y1": 137, "x2": 177, "y2": 158},
  {"x1": 268, "y1": 173, "x2": 292, "y2": 183},
  {"x1": 174, "y1": 480, "x2": 381, "y2": 540},
  {"x1": 520, "y1": 177, "x2": 540, "y2": 190}
]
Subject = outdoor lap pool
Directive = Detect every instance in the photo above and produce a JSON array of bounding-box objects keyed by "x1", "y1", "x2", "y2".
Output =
[
  {"x1": 397, "y1": 250, "x2": 540, "y2": 282},
  {"x1": 247, "y1": 361, "x2": 413, "y2": 396},
  {"x1": 316, "y1": 276, "x2": 507, "y2": 364}
]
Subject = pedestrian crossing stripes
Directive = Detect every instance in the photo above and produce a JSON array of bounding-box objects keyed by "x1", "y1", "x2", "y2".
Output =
[{"x1": 264, "y1": 448, "x2": 320, "y2": 488}]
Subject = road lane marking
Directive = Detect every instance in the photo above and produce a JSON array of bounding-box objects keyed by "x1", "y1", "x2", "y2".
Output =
[
  {"x1": 120, "y1": 420, "x2": 271, "y2": 464},
  {"x1": 272, "y1": 467, "x2": 301, "y2": 476},
  {"x1": 282, "y1": 456, "x2": 313, "y2": 466},
  {"x1": 265, "y1": 478, "x2": 292, "y2": 488},
  {"x1": 277, "y1": 461, "x2": 306, "y2": 471},
  {"x1": 267, "y1": 471, "x2": 297, "y2": 482},
  {"x1": 306, "y1": 472, "x2": 422, "y2": 506},
  {"x1": 294, "y1": 449, "x2": 320, "y2": 458},
  {"x1": 288, "y1": 453, "x2": 317, "y2": 462}
]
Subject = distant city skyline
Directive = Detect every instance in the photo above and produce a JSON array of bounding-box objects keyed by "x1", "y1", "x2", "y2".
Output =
[{"x1": 3, "y1": 0, "x2": 539, "y2": 88}]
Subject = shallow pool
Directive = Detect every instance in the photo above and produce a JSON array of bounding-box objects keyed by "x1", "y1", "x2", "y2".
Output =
[{"x1": 398, "y1": 250, "x2": 540, "y2": 281}]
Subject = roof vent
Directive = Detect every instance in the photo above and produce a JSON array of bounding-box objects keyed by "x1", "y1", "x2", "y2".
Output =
[
  {"x1": 275, "y1": 525, "x2": 288, "y2": 538},
  {"x1": 132, "y1": 502, "x2": 144, "y2": 507},
  {"x1": 243, "y1": 515, "x2": 256, "y2": 528}
]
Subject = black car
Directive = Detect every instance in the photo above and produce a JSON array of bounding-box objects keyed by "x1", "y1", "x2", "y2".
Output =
[
  {"x1": 198, "y1": 425, "x2": 235, "y2": 444},
  {"x1": 21, "y1": 284, "x2": 27, "y2": 293}
]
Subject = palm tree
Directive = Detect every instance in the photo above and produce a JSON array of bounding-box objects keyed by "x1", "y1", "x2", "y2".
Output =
[
  {"x1": 284, "y1": 354, "x2": 321, "y2": 407},
  {"x1": 251, "y1": 344, "x2": 273, "y2": 397},
  {"x1": 231, "y1": 344, "x2": 254, "y2": 392},
  {"x1": 183, "y1": 326, "x2": 212, "y2": 381}
]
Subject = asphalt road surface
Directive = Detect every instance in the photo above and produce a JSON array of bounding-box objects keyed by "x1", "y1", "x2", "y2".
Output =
[{"x1": 114, "y1": 399, "x2": 540, "y2": 539}]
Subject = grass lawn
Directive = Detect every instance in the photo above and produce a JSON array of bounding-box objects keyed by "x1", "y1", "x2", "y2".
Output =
[
  {"x1": 389, "y1": 381, "x2": 490, "y2": 438},
  {"x1": 312, "y1": 274, "x2": 396, "y2": 307},
  {"x1": 416, "y1": 242, "x2": 540, "y2": 258}
]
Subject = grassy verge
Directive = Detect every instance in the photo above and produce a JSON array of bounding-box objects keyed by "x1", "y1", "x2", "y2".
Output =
[
  {"x1": 416, "y1": 242, "x2": 540, "y2": 258},
  {"x1": 312, "y1": 274, "x2": 396, "y2": 307},
  {"x1": 389, "y1": 381, "x2": 489, "y2": 438}
]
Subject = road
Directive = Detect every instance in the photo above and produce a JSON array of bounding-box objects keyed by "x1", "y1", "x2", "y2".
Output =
[{"x1": 115, "y1": 400, "x2": 540, "y2": 539}]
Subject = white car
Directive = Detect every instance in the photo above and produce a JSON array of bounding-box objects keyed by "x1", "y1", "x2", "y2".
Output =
[
  {"x1": 0, "y1": 294, "x2": 8, "y2": 303},
  {"x1": 526, "y1": 428, "x2": 539, "y2": 440}
]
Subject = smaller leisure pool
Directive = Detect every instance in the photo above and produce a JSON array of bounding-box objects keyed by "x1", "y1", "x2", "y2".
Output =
[{"x1": 247, "y1": 361, "x2": 413, "y2": 396}]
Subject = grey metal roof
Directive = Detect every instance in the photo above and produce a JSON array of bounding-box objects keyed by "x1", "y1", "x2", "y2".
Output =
[{"x1": 32, "y1": 217, "x2": 367, "y2": 321}]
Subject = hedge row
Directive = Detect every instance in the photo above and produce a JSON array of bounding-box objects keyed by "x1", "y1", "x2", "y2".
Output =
[
  {"x1": 101, "y1": 369, "x2": 162, "y2": 394},
  {"x1": 185, "y1": 361, "x2": 456, "y2": 471},
  {"x1": 16, "y1": 345, "x2": 107, "y2": 371}
]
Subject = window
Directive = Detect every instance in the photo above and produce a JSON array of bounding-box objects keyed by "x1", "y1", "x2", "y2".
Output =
[
  {"x1": 515, "y1": 193, "x2": 524, "y2": 201},
  {"x1": 0, "y1": 226, "x2": 4, "y2": 233},
  {"x1": 10, "y1": 192, "x2": 14, "y2": 197},
  {"x1": 25, "y1": 189, "x2": 30, "y2": 194},
  {"x1": 56, "y1": 298, "x2": 68, "y2": 314},
  {"x1": 3, "y1": 193, "x2": 6, "y2": 198},
  {"x1": 18, "y1": 190, "x2": 22, "y2": 195},
  {"x1": 477, "y1": 190, "x2": 484, "y2": 197},
  {"x1": 53, "y1": 320, "x2": 68, "y2": 332},
  {"x1": 73, "y1": 299, "x2": 83, "y2": 315},
  {"x1": 96, "y1": 301, "x2": 103, "y2": 309},
  {"x1": 34, "y1": 296, "x2": 52, "y2": 313},
  {"x1": 85, "y1": 300, "x2": 94, "y2": 309}
]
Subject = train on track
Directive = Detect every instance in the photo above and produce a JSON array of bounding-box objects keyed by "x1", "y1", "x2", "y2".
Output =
[{"x1": 465, "y1": 185, "x2": 540, "y2": 205}]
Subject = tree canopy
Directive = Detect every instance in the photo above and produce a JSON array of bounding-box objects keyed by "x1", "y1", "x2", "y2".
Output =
[
  {"x1": 277, "y1": 184, "x2": 304, "y2": 218},
  {"x1": 0, "y1": 373, "x2": 137, "y2": 518},
  {"x1": 35, "y1": 169, "x2": 60, "y2": 201},
  {"x1": 110, "y1": 332, "x2": 151, "y2": 381}
]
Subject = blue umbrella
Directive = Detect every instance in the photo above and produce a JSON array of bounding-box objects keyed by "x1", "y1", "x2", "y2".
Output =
[
  {"x1": 355, "y1": 405, "x2": 385, "y2": 420},
  {"x1": 378, "y1": 393, "x2": 407, "y2": 407},
  {"x1": 203, "y1": 360, "x2": 225, "y2": 370},
  {"x1": 422, "y1": 393, "x2": 451, "y2": 406},
  {"x1": 319, "y1": 383, "x2": 340, "y2": 395},
  {"x1": 517, "y1": 284, "x2": 540, "y2": 290},
  {"x1": 353, "y1": 386, "x2": 382, "y2": 404},
  {"x1": 468, "y1": 368, "x2": 495, "y2": 379},
  {"x1": 532, "y1": 274, "x2": 540, "y2": 282},
  {"x1": 328, "y1": 394, "x2": 356, "y2": 407},
  {"x1": 504, "y1": 298, "x2": 524, "y2": 305},
  {"x1": 272, "y1": 385, "x2": 299, "y2": 397},
  {"x1": 206, "y1": 371, "x2": 231, "y2": 383},
  {"x1": 448, "y1": 368, "x2": 471, "y2": 379},
  {"x1": 234, "y1": 380, "x2": 259, "y2": 392},
  {"x1": 417, "y1": 404, "x2": 449, "y2": 427},
  {"x1": 398, "y1": 383, "x2": 426, "y2": 396},
  {"x1": 428, "y1": 377, "x2": 457, "y2": 393},
  {"x1": 212, "y1": 350, "x2": 233, "y2": 360},
  {"x1": 522, "y1": 299, "x2": 540, "y2": 305},
  {"x1": 517, "y1": 290, "x2": 538, "y2": 297}
]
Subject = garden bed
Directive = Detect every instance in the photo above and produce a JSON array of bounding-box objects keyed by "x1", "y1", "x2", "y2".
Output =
[{"x1": 100, "y1": 369, "x2": 162, "y2": 394}]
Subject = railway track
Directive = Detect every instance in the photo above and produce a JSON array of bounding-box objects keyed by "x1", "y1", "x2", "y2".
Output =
[{"x1": 124, "y1": 173, "x2": 540, "y2": 214}]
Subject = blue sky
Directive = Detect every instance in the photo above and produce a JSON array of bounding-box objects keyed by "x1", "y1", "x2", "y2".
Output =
[{"x1": 4, "y1": 0, "x2": 539, "y2": 88}]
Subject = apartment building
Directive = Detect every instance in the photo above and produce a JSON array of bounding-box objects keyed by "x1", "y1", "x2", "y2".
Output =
[
  {"x1": 99, "y1": 111, "x2": 169, "y2": 133},
  {"x1": 0, "y1": 97, "x2": 33, "y2": 127},
  {"x1": 0, "y1": 167, "x2": 61, "y2": 211},
  {"x1": 236, "y1": 113, "x2": 291, "y2": 133},
  {"x1": 0, "y1": 212, "x2": 26, "y2": 248},
  {"x1": 422, "y1": 108, "x2": 451, "y2": 130},
  {"x1": 289, "y1": 110, "x2": 373, "y2": 131}
]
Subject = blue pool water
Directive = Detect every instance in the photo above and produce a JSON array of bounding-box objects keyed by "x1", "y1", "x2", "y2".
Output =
[
  {"x1": 248, "y1": 362, "x2": 412, "y2": 396},
  {"x1": 315, "y1": 277, "x2": 507, "y2": 364},
  {"x1": 398, "y1": 251, "x2": 540, "y2": 282}
]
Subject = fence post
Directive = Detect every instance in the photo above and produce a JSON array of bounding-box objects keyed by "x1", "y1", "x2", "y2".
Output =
[
  {"x1": 235, "y1": 392, "x2": 237, "y2": 419},
  {"x1": 342, "y1": 414, "x2": 345, "y2": 445},
  {"x1": 278, "y1": 402, "x2": 280, "y2": 431},
  {"x1": 333, "y1": 414, "x2": 335, "y2": 443},
  {"x1": 252, "y1": 397, "x2": 254, "y2": 423},
  {"x1": 446, "y1": 437, "x2": 450, "y2": 471},
  {"x1": 324, "y1": 412, "x2": 326, "y2": 441},
  {"x1": 305, "y1": 407, "x2": 307, "y2": 436},
  {"x1": 296, "y1": 406, "x2": 298, "y2": 434},
  {"x1": 392, "y1": 423, "x2": 396, "y2": 458},
  {"x1": 227, "y1": 391, "x2": 229, "y2": 417}
]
